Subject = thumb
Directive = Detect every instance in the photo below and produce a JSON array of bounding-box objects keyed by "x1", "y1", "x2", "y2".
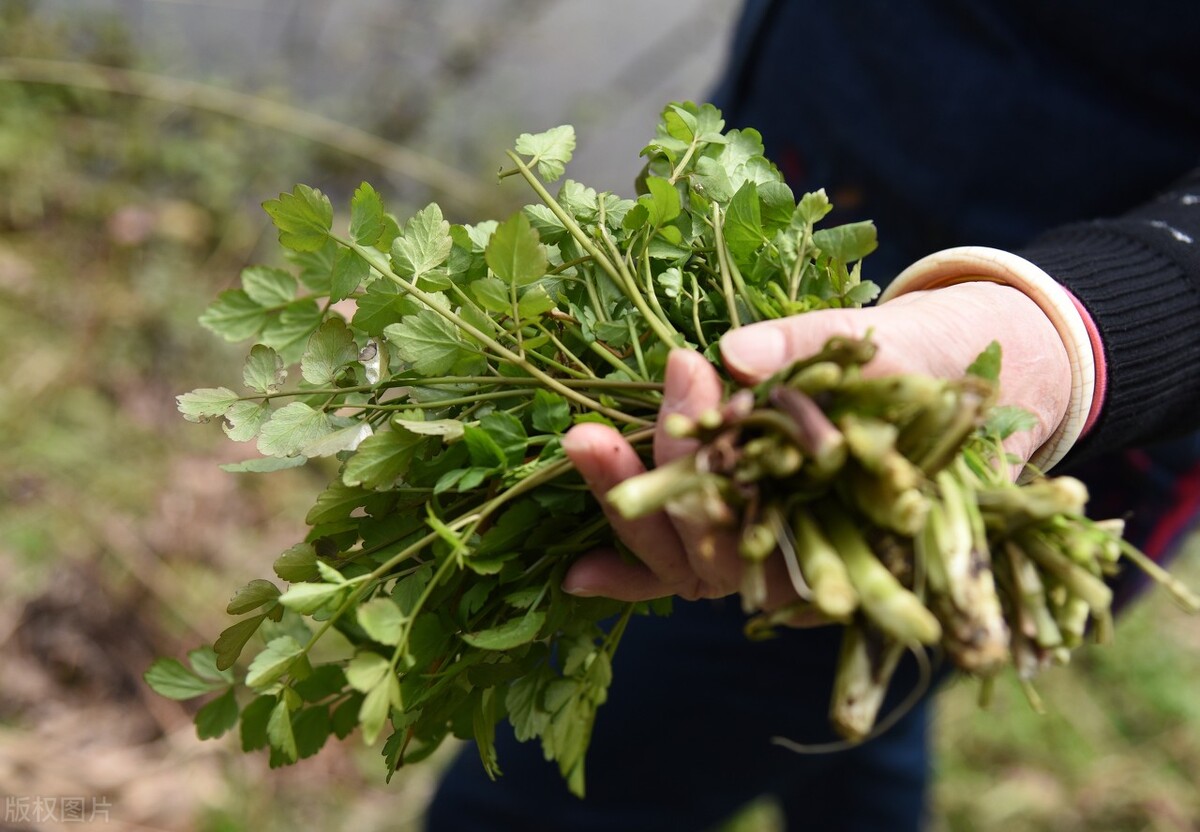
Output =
[{"x1": 720, "y1": 310, "x2": 868, "y2": 384}]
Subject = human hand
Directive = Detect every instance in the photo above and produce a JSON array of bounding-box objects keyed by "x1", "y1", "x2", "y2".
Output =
[{"x1": 560, "y1": 281, "x2": 1072, "y2": 603}]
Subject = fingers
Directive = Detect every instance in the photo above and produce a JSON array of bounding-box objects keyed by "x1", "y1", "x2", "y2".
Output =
[
  {"x1": 719, "y1": 308, "x2": 871, "y2": 384},
  {"x1": 562, "y1": 422, "x2": 700, "y2": 595},
  {"x1": 560, "y1": 548, "x2": 674, "y2": 601},
  {"x1": 654, "y1": 349, "x2": 724, "y2": 466}
]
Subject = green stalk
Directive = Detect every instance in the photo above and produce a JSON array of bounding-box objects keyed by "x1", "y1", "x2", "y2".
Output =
[
  {"x1": 710, "y1": 204, "x2": 742, "y2": 328},
  {"x1": 344, "y1": 237, "x2": 646, "y2": 427}
]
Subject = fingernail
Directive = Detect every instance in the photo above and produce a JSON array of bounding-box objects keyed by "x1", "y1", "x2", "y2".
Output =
[
  {"x1": 560, "y1": 429, "x2": 589, "y2": 456},
  {"x1": 722, "y1": 325, "x2": 786, "y2": 379},
  {"x1": 561, "y1": 581, "x2": 598, "y2": 597}
]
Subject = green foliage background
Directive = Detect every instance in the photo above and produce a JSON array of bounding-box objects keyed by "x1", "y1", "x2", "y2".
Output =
[{"x1": 0, "y1": 5, "x2": 1195, "y2": 830}]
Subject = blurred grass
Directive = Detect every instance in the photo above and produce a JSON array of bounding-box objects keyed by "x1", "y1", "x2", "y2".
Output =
[{"x1": 1, "y1": 6, "x2": 1197, "y2": 831}]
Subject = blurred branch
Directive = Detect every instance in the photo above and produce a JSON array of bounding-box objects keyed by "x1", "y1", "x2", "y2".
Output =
[{"x1": 0, "y1": 56, "x2": 503, "y2": 216}]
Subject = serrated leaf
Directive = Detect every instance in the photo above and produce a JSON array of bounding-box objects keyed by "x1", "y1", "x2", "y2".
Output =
[
  {"x1": 353, "y1": 280, "x2": 406, "y2": 336},
  {"x1": 393, "y1": 417, "x2": 465, "y2": 442},
  {"x1": 257, "y1": 402, "x2": 334, "y2": 458},
  {"x1": 985, "y1": 405, "x2": 1039, "y2": 439},
  {"x1": 242, "y1": 266, "x2": 298, "y2": 307},
  {"x1": 469, "y1": 275, "x2": 512, "y2": 314},
  {"x1": 523, "y1": 203, "x2": 569, "y2": 245},
  {"x1": 461, "y1": 610, "x2": 545, "y2": 650},
  {"x1": 199, "y1": 290, "x2": 270, "y2": 342},
  {"x1": 360, "y1": 673, "x2": 401, "y2": 745},
  {"x1": 844, "y1": 281, "x2": 881, "y2": 306},
  {"x1": 350, "y1": 182, "x2": 386, "y2": 246},
  {"x1": 486, "y1": 212, "x2": 547, "y2": 288},
  {"x1": 267, "y1": 699, "x2": 298, "y2": 762},
  {"x1": 301, "y1": 423, "x2": 373, "y2": 458},
  {"x1": 177, "y1": 387, "x2": 239, "y2": 423},
  {"x1": 391, "y1": 203, "x2": 453, "y2": 280},
  {"x1": 260, "y1": 299, "x2": 324, "y2": 365},
  {"x1": 195, "y1": 688, "x2": 239, "y2": 740},
  {"x1": 243, "y1": 345, "x2": 286, "y2": 394},
  {"x1": 263, "y1": 184, "x2": 334, "y2": 252},
  {"x1": 514, "y1": 125, "x2": 576, "y2": 182},
  {"x1": 144, "y1": 658, "x2": 226, "y2": 700},
  {"x1": 506, "y1": 669, "x2": 550, "y2": 742},
  {"x1": 384, "y1": 312, "x2": 471, "y2": 376},
  {"x1": 240, "y1": 695, "x2": 275, "y2": 751},
  {"x1": 724, "y1": 181, "x2": 766, "y2": 261},
  {"x1": 277, "y1": 581, "x2": 347, "y2": 616},
  {"x1": 332, "y1": 694, "x2": 363, "y2": 740},
  {"x1": 214, "y1": 613, "x2": 268, "y2": 670},
  {"x1": 294, "y1": 665, "x2": 347, "y2": 703},
  {"x1": 301, "y1": 318, "x2": 359, "y2": 385},
  {"x1": 357, "y1": 597, "x2": 407, "y2": 646},
  {"x1": 462, "y1": 424, "x2": 507, "y2": 469},
  {"x1": 223, "y1": 400, "x2": 271, "y2": 442},
  {"x1": 227, "y1": 579, "x2": 282, "y2": 615},
  {"x1": 293, "y1": 706, "x2": 331, "y2": 759},
  {"x1": 346, "y1": 651, "x2": 391, "y2": 694},
  {"x1": 641, "y1": 176, "x2": 681, "y2": 227},
  {"x1": 342, "y1": 428, "x2": 425, "y2": 489},
  {"x1": 812, "y1": 220, "x2": 878, "y2": 263},
  {"x1": 517, "y1": 284, "x2": 556, "y2": 319},
  {"x1": 478, "y1": 411, "x2": 527, "y2": 466},
  {"x1": 245, "y1": 636, "x2": 305, "y2": 688},
  {"x1": 967, "y1": 340, "x2": 1003, "y2": 382},
  {"x1": 796, "y1": 189, "x2": 833, "y2": 225},
  {"x1": 331, "y1": 248, "x2": 370, "y2": 302},
  {"x1": 188, "y1": 646, "x2": 235, "y2": 683},
  {"x1": 220, "y1": 455, "x2": 308, "y2": 473},
  {"x1": 274, "y1": 543, "x2": 319, "y2": 583},
  {"x1": 531, "y1": 390, "x2": 571, "y2": 433}
]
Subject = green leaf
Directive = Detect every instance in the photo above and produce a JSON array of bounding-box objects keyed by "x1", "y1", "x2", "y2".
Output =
[
  {"x1": 331, "y1": 248, "x2": 370, "y2": 302},
  {"x1": 844, "y1": 281, "x2": 882, "y2": 306},
  {"x1": 353, "y1": 280, "x2": 406, "y2": 336},
  {"x1": 274, "y1": 543, "x2": 320, "y2": 582},
  {"x1": 245, "y1": 636, "x2": 305, "y2": 688},
  {"x1": 177, "y1": 387, "x2": 239, "y2": 423},
  {"x1": 724, "y1": 181, "x2": 766, "y2": 260},
  {"x1": 199, "y1": 290, "x2": 269, "y2": 342},
  {"x1": 462, "y1": 424, "x2": 507, "y2": 469},
  {"x1": 263, "y1": 184, "x2": 334, "y2": 252},
  {"x1": 812, "y1": 220, "x2": 878, "y2": 263},
  {"x1": 242, "y1": 266, "x2": 298, "y2": 307},
  {"x1": 257, "y1": 402, "x2": 334, "y2": 458},
  {"x1": 514, "y1": 125, "x2": 576, "y2": 182},
  {"x1": 195, "y1": 688, "x2": 239, "y2": 740},
  {"x1": 517, "y1": 284, "x2": 556, "y2": 319},
  {"x1": 796, "y1": 189, "x2": 833, "y2": 225},
  {"x1": 267, "y1": 698, "x2": 298, "y2": 762},
  {"x1": 332, "y1": 694, "x2": 363, "y2": 740},
  {"x1": 214, "y1": 613, "x2": 268, "y2": 670},
  {"x1": 293, "y1": 706, "x2": 332, "y2": 759},
  {"x1": 641, "y1": 176, "x2": 682, "y2": 227},
  {"x1": 223, "y1": 401, "x2": 272, "y2": 442},
  {"x1": 360, "y1": 674, "x2": 401, "y2": 745},
  {"x1": 506, "y1": 669, "x2": 551, "y2": 742},
  {"x1": 277, "y1": 581, "x2": 347, "y2": 616},
  {"x1": 188, "y1": 646, "x2": 235, "y2": 683},
  {"x1": 469, "y1": 275, "x2": 512, "y2": 314},
  {"x1": 357, "y1": 597, "x2": 406, "y2": 646},
  {"x1": 300, "y1": 423, "x2": 373, "y2": 458},
  {"x1": 393, "y1": 416, "x2": 465, "y2": 441},
  {"x1": 478, "y1": 411, "x2": 527, "y2": 466},
  {"x1": 260, "y1": 299, "x2": 324, "y2": 365},
  {"x1": 243, "y1": 345, "x2": 286, "y2": 394},
  {"x1": 227, "y1": 579, "x2": 281, "y2": 615},
  {"x1": 240, "y1": 695, "x2": 276, "y2": 751},
  {"x1": 301, "y1": 318, "x2": 359, "y2": 386},
  {"x1": 346, "y1": 651, "x2": 391, "y2": 693},
  {"x1": 342, "y1": 428, "x2": 425, "y2": 489},
  {"x1": 144, "y1": 658, "x2": 226, "y2": 700},
  {"x1": 391, "y1": 203, "x2": 453, "y2": 281},
  {"x1": 293, "y1": 664, "x2": 347, "y2": 702},
  {"x1": 486, "y1": 212, "x2": 548, "y2": 288},
  {"x1": 219, "y1": 455, "x2": 308, "y2": 473},
  {"x1": 461, "y1": 610, "x2": 546, "y2": 650},
  {"x1": 967, "y1": 340, "x2": 1003, "y2": 382},
  {"x1": 350, "y1": 182, "x2": 386, "y2": 246},
  {"x1": 985, "y1": 405, "x2": 1040, "y2": 439},
  {"x1": 523, "y1": 204, "x2": 569, "y2": 245},
  {"x1": 384, "y1": 311, "x2": 470, "y2": 376},
  {"x1": 532, "y1": 390, "x2": 571, "y2": 434}
]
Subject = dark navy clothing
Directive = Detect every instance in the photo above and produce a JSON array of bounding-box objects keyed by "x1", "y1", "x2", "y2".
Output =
[{"x1": 429, "y1": 3, "x2": 1200, "y2": 829}]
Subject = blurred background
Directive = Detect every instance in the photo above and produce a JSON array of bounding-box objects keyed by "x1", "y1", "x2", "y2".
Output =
[{"x1": 0, "y1": 2, "x2": 1197, "y2": 830}]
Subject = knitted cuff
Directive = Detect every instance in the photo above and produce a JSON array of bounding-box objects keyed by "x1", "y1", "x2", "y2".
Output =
[{"x1": 880, "y1": 246, "x2": 1095, "y2": 473}]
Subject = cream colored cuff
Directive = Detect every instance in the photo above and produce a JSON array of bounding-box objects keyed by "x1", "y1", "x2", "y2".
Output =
[{"x1": 880, "y1": 246, "x2": 1095, "y2": 474}]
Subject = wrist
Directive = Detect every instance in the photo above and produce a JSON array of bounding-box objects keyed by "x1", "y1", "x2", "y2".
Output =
[{"x1": 881, "y1": 246, "x2": 1097, "y2": 473}]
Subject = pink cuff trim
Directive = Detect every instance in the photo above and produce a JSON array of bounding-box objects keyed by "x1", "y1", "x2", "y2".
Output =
[{"x1": 1063, "y1": 288, "x2": 1107, "y2": 438}]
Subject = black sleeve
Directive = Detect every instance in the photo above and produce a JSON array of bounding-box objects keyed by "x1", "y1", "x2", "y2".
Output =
[{"x1": 1017, "y1": 166, "x2": 1200, "y2": 461}]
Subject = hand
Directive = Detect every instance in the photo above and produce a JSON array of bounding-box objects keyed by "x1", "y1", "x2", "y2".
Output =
[{"x1": 560, "y1": 282, "x2": 1072, "y2": 603}]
